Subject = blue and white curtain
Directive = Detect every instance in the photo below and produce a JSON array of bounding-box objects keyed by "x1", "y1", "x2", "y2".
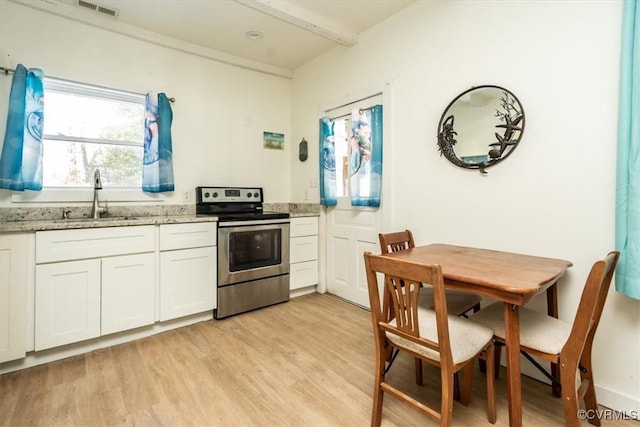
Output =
[
  {"x1": 319, "y1": 117, "x2": 337, "y2": 206},
  {"x1": 143, "y1": 92, "x2": 174, "y2": 192},
  {"x1": 319, "y1": 105, "x2": 383, "y2": 207},
  {"x1": 0, "y1": 64, "x2": 44, "y2": 191},
  {"x1": 351, "y1": 105, "x2": 382, "y2": 207},
  {"x1": 616, "y1": 0, "x2": 640, "y2": 300}
]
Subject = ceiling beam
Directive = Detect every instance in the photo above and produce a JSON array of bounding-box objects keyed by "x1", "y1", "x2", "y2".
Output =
[{"x1": 234, "y1": 0, "x2": 358, "y2": 46}]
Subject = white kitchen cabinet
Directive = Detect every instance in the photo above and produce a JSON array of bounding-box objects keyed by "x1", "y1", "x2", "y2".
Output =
[
  {"x1": 159, "y1": 223, "x2": 217, "y2": 321},
  {"x1": 34, "y1": 226, "x2": 156, "y2": 350},
  {"x1": 0, "y1": 233, "x2": 32, "y2": 363},
  {"x1": 35, "y1": 259, "x2": 101, "y2": 350},
  {"x1": 290, "y1": 217, "x2": 319, "y2": 290},
  {"x1": 101, "y1": 253, "x2": 155, "y2": 336}
]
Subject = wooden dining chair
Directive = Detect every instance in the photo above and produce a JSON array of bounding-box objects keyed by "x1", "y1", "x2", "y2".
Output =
[
  {"x1": 378, "y1": 230, "x2": 481, "y2": 318},
  {"x1": 470, "y1": 251, "x2": 619, "y2": 427},
  {"x1": 379, "y1": 230, "x2": 483, "y2": 387},
  {"x1": 363, "y1": 252, "x2": 496, "y2": 426}
]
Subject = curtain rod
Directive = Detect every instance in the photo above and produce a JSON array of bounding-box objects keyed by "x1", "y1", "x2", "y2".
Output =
[
  {"x1": 323, "y1": 92, "x2": 383, "y2": 115},
  {"x1": 0, "y1": 66, "x2": 175, "y2": 102}
]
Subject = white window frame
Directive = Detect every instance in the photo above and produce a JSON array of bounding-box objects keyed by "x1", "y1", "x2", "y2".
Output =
[{"x1": 11, "y1": 77, "x2": 163, "y2": 204}]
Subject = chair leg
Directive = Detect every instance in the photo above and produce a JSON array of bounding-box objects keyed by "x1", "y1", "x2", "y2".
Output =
[
  {"x1": 384, "y1": 342, "x2": 393, "y2": 363},
  {"x1": 371, "y1": 386, "x2": 384, "y2": 427},
  {"x1": 459, "y1": 362, "x2": 474, "y2": 406},
  {"x1": 551, "y1": 361, "x2": 561, "y2": 397},
  {"x1": 414, "y1": 357, "x2": 423, "y2": 386},
  {"x1": 494, "y1": 343, "x2": 502, "y2": 379},
  {"x1": 441, "y1": 372, "x2": 455, "y2": 427},
  {"x1": 560, "y1": 362, "x2": 581, "y2": 427},
  {"x1": 580, "y1": 353, "x2": 601, "y2": 427},
  {"x1": 485, "y1": 345, "x2": 497, "y2": 424},
  {"x1": 372, "y1": 352, "x2": 386, "y2": 427}
]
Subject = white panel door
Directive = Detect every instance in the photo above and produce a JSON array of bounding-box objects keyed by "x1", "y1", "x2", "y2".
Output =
[
  {"x1": 101, "y1": 253, "x2": 155, "y2": 335},
  {"x1": 323, "y1": 95, "x2": 383, "y2": 308},
  {"x1": 35, "y1": 259, "x2": 101, "y2": 350},
  {"x1": 159, "y1": 247, "x2": 216, "y2": 321},
  {"x1": 326, "y1": 200, "x2": 380, "y2": 307}
]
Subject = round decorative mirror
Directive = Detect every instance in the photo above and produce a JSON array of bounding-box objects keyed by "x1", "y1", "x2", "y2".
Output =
[{"x1": 437, "y1": 85, "x2": 525, "y2": 174}]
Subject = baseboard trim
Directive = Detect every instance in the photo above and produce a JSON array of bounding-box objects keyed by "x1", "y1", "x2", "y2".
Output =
[
  {"x1": 596, "y1": 384, "x2": 640, "y2": 419},
  {"x1": 290, "y1": 284, "x2": 317, "y2": 299},
  {"x1": 0, "y1": 311, "x2": 213, "y2": 375}
]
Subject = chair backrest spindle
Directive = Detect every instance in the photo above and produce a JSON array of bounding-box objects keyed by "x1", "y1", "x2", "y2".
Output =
[
  {"x1": 379, "y1": 230, "x2": 415, "y2": 254},
  {"x1": 364, "y1": 252, "x2": 453, "y2": 367}
]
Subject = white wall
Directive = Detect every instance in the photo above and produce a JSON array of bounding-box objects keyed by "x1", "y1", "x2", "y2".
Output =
[
  {"x1": 292, "y1": 0, "x2": 639, "y2": 414},
  {"x1": 0, "y1": 0, "x2": 292, "y2": 206}
]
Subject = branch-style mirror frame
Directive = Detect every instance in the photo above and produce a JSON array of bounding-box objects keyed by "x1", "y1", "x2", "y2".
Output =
[{"x1": 437, "y1": 85, "x2": 525, "y2": 174}]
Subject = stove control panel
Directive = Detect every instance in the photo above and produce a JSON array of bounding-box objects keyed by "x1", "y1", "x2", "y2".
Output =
[{"x1": 196, "y1": 186, "x2": 263, "y2": 204}]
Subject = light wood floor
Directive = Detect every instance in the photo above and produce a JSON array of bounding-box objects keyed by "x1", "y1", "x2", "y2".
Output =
[{"x1": 0, "y1": 293, "x2": 636, "y2": 427}]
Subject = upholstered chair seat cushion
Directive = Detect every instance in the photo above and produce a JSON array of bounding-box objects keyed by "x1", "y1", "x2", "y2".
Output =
[
  {"x1": 470, "y1": 302, "x2": 572, "y2": 355},
  {"x1": 388, "y1": 307, "x2": 494, "y2": 365},
  {"x1": 418, "y1": 288, "x2": 482, "y2": 316}
]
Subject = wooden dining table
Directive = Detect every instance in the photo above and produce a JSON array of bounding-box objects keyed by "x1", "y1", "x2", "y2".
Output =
[{"x1": 380, "y1": 243, "x2": 573, "y2": 427}]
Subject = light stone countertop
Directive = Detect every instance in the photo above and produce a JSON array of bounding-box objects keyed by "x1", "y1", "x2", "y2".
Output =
[
  {"x1": 0, "y1": 203, "x2": 320, "y2": 233},
  {"x1": 0, "y1": 214, "x2": 218, "y2": 233}
]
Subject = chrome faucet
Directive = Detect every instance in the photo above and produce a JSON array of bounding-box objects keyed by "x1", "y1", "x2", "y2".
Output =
[{"x1": 90, "y1": 168, "x2": 108, "y2": 219}]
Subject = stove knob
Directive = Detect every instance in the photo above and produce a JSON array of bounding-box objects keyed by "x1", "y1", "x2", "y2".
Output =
[
  {"x1": 204, "y1": 192, "x2": 210, "y2": 198},
  {"x1": 212, "y1": 192, "x2": 218, "y2": 198},
  {"x1": 254, "y1": 192, "x2": 259, "y2": 198},
  {"x1": 247, "y1": 192, "x2": 252, "y2": 198}
]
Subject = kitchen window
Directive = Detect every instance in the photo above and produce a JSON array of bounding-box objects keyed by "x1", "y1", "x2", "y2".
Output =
[{"x1": 11, "y1": 78, "x2": 154, "y2": 203}]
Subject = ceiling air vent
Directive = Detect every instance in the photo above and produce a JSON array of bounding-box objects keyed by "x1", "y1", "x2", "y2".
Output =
[{"x1": 77, "y1": 0, "x2": 119, "y2": 18}]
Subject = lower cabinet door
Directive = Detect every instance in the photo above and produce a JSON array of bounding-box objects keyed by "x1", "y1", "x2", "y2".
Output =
[
  {"x1": 101, "y1": 253, "x2": 155, "y2": 335},
  {"x1": 35, "y1": 259, "x2": 101, "y2": 351},
  {"x1": 159, "y1": 246, "x2": 216, "y2": 321},
  {"x1": 290, "y1": 260, "x2": 319, "y2": 290},
  {"x1": 0, "y1": 233, "x2": 30, "y2": 363}
]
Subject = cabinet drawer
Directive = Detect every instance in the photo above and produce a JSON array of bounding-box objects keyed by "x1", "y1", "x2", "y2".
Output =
[
  {"x1": 290, "y1": 216, "x2": 318, "y2": 237},
  {"x1": 36, "y1": 226, "x2": 155, "y2": 264},
  {"x1": 159, "y1": 222, "x2": 216, "y2": 251},
  {"x1": 290, "y1": 235, "x2": 318, "y2": 263},
  {"x1": 290, "y1": 260, "x2": 318, "y2": 290}
]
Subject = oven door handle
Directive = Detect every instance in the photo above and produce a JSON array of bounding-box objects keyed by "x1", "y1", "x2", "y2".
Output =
[{"x1": 218, "y1": 218, "x2": 291, "y2": 227}]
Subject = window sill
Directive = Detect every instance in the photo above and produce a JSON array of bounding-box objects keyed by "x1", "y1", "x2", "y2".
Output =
[{"x1": 10, "y1": 188, "x2": 165, "y2": 204}]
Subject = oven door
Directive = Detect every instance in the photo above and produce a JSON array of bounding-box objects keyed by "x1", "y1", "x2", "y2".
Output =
[{"x1": 218, "y1": 220, "x2": 290, "y2": 286}]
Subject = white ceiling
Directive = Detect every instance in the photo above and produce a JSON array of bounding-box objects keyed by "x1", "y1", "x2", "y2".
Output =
[{"x1": 19, "y1": 0, "x2": 413, "y2": 74}]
